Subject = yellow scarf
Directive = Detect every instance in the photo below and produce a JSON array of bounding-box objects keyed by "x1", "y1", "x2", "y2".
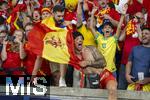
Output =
[{"x1": 126, "y1": 20, "x2": 137, "y2": 36}]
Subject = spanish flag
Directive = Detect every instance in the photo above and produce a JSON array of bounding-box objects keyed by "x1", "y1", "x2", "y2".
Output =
[{"x1": 27, "y1": 17, "x2": 81, "y2": 70}]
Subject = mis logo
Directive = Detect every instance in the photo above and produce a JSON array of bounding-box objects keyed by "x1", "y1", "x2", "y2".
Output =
[{"x1": 5, "y1": 77, "x2": 48, "y2": 95}]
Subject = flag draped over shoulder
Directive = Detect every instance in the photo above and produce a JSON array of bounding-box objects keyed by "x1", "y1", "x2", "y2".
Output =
[{"x1": 27, "y1": 17, "x2": 81, "y2": 70}]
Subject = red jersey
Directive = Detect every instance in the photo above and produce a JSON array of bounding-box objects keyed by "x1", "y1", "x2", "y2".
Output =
[
  {"x1": 2, "y1": 43, "x2": 22, "y2": 68},
  {"x1": 2, "y1": 43, "x2": 23, "y2": 75}
]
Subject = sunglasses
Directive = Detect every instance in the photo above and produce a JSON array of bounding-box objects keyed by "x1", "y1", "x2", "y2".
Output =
[{"x1": 134, "y1": 16, "x2": 143, "y2": 20}]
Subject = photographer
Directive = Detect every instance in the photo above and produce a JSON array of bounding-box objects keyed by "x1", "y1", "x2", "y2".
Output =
[{"x1": 1, "y1": 29, "x2": 26, "y2": 75}]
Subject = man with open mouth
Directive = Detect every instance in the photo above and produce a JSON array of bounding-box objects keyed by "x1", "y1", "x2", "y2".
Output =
[{"x1": 126, "y1": 26, "x2": 150, "y2": 92}]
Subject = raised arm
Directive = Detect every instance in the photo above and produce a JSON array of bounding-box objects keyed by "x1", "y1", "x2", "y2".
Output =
[
  {"x1": 77, "y1": 0, "x2": 84, "y2": 28},
  {"x1": 118, "y1": 25, "x2": 127, "y2": 41},
  {"x1": 19, "y1": 42, "x2": 26, "y2": 60},
  {"x1": 25, "y1": 0, "x2": 32, "y2": 17},
  {"x1": 90, "y1": 7, "x2": 98, "y2": 37},
  {"x1": 136, "y1": 24, "x2": 142, "y2": 42},
  {"x1": 83, "y1": 0, "x2": 88, "y2": 11},
  {"x1": 103, "y1": 14, "x2": 119, "y2": 27},
  {"x1": 115, "y1": 4, "x2": 128, "y2": 38}
]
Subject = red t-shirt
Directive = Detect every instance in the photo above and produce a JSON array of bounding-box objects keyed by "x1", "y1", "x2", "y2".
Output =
[
  {"x1": 121, "y1": 35, "x2": 140, "y2": 64},
  {"x1": 2, "y1": 44, "x2": 22, "y2": 69},
  {"x1": 2, "y1": 52, "x2": 21, "y2": 69},
  {"x1": 2, "y1": 43, "x2": 23, "y2": 75}
]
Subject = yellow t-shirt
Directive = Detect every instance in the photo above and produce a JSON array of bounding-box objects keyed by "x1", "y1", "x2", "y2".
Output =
[
  {"x1": 96, "y1": 34, "x2": 117, "y2": 72},
  {"x1": 77, "y1": 25, "x2": 97, "y2": 47}
]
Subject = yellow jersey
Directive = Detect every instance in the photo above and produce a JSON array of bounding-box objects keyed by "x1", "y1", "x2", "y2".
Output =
[
  {"x1": 78, "y1": 25, "x2": 97, "y2": 47},
  {"x1": 96, "y1": 34, "x2": 117, "y2": 72}
]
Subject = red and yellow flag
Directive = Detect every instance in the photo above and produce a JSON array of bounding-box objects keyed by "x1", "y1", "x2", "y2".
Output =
[
  {"x1": 27, "y1": 17, "x2": 81, "y2": 70},
  {"x1": 95, "y1": 7, "x2": 111, "y2": 25},
  {"x1": 126, "y1": 19, "x2": 137, "y2": 36},
  {"x1": 6, "y1": 13, "x2": 19, "y2": 33}
]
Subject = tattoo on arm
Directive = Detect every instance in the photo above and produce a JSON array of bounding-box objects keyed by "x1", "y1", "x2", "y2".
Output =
[{"x1": 86, "y1": 46, "x2": 106, "y2": 68}]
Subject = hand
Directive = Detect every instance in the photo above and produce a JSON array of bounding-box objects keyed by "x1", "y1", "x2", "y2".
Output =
[
  {"x1": 103, "y1": 14, "x2": 112, "y2": 20},
  {"x1": 121, "y1": 3, "x2": 128, "y2": 15},
  {"x1": 126, "y1": 74, "x2": 134, "y2": 83}
]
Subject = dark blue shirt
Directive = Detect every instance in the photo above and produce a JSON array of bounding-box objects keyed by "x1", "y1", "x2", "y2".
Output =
[{"x1": 128, "y1": 45, "x2": 150, "y2": 79}]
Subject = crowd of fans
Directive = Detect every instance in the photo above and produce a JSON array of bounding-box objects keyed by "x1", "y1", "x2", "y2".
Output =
[{"x1": 0, "y1": 0, "x2": 149, "y2": 99}]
